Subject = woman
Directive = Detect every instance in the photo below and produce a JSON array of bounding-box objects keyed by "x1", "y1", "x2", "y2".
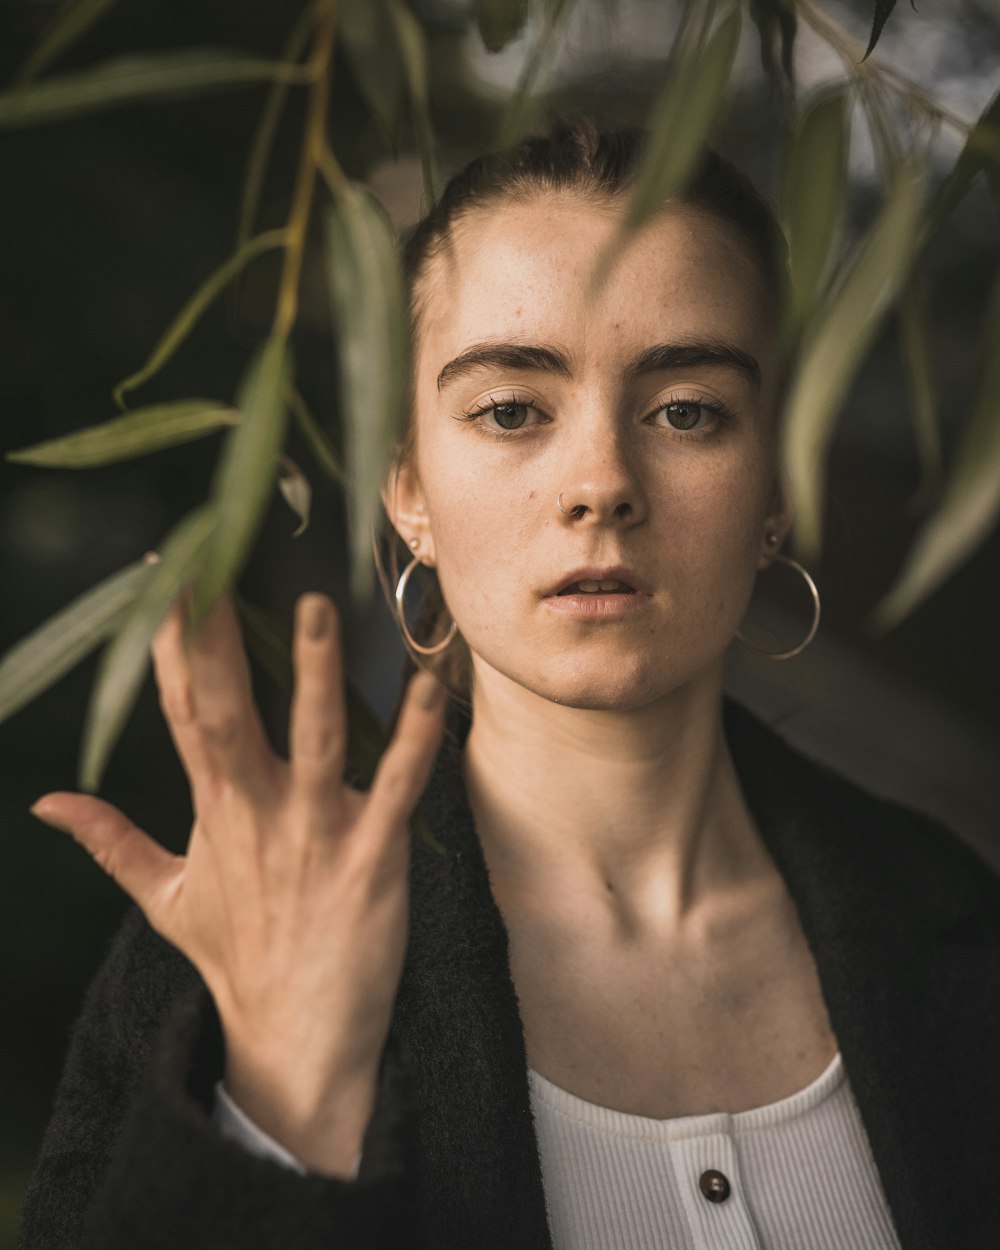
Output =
[{"x1": 18, "y1": 121, "x2": 1000, "y2": 1250}]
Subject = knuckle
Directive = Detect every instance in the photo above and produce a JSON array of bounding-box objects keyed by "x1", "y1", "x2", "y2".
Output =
[{"x1": 197, "y1": 705, "x2": 243, "y2": 749}]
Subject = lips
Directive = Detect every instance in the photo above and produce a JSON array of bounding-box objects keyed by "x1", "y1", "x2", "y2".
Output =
[
  {"x1": 548, "y1": 567, "x2": 646, "y2": 596},
  {"x1": 558, "y1": 578, "x2": 635, "y2": 595}
]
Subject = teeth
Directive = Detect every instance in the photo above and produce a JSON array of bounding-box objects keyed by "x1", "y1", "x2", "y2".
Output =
[{"x1": 572, "y1": 579, "x2": 632, "y2": 593}]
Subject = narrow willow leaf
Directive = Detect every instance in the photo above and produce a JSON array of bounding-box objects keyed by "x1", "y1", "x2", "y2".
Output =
[
  {"x1": 0, "y1": 52, "x2": 311, "y2": 128},
  {"x1": 234, "y1": 596, "x2": 406, "y2": 802},
  {"x1": 874, "y1": 272, "x2": 1000, "y2": 629},
  {"x1": 474, "y1": 0, "x2": 531, "y2": 52},
  {"x1": 596, "y1": 6, "x2": 742, "y2": 287},
  {"x1": 7, "y1": 400, "x2": 235, "y2": 468},
  {"x1": 783, "y1": 161, "x2": 926, "y2": 557},
  {"x1": 114, "y1": 231, "x2": 288, "y2": 407},
  {"x1": 897, "y1": 277, "x2": 943, "y2": 507},
  {"x1": 237, "y1": 7, "x2": 317, "y2": 249},
  {"x1": 863, "y1": 0, "x2": 898, "y2": 60},
  {"x1": 324, "y1": 185, "x2": 409, "y2": 604},
  {"x1": 194, "y1": 336, "x2": 292, "y2": 620},
  {"x1": 928, "y1": 84, "x2": 1000, "y2": 233},
  {"x1": 339, "y1": 0, "x2": 405, "y2": 142},
  {"x1": 783, "y1": 87, "x2": 850, "y2": 336},
  {"x1": 278, "y1": 454, "x2": 311, "y2": 536},
  {"x1": 80, "y1": 508, "x2": 216, "y2": 791},
  {"x1": 289, "y1": 386, "x2": 347, "y2": 487},
  {"x1": 748, "y1": 0, "x2": 797, "y2": 91},
  {"x1": 389, "y1": 0, "x2": 438, "y2": 207},
  {"x1": 17, "y1": 0, "x2": 122, "y2": 84},
  {"x1": 499, "y1": 0, "x2": 578, "y2": 147},
  {"x1": 0, "y1": 560, "x2": 152, "y2": 727}
]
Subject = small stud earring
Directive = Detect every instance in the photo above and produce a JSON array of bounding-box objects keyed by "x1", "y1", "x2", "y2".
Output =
[{"x1": 408, "y1": 537, "x2": 419, "y2": 550}]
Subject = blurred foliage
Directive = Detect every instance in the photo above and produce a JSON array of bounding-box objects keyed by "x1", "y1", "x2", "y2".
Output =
[{"x1": 0, "y1": 0, "x2": 998, "y2": 794}]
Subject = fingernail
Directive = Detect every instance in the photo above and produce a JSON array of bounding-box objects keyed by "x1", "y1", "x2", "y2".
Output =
[
  {"x1": 303, "y1": 597, "x2": 328, "y2": 640},
  {"x1": 416, "y1": 671, "x2": 446, "y2": 710}
]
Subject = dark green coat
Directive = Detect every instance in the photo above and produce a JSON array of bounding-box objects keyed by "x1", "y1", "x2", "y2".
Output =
[{"x1": 17, "y1": 701, "x2": 1000, "y2": 1249}]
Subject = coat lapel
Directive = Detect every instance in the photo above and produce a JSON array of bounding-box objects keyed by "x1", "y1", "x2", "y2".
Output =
[
  {"x1": 395, "y1": 712, "x2": 554, "y2": 1250},
  {"x1": 725, "y1": 700, "x2": 1000, "y2": 1250},
  {"x1": 397, "y1": 698, "x2": 1000, "y2": 1250}
]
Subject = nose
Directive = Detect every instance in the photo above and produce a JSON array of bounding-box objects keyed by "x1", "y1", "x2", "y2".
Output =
[{"x1": 555, "y1": 421, "x2": 648, "y2": 528}]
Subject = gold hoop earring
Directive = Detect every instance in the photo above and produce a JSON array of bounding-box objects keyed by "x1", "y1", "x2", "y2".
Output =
[
  {"x1": 394, "y1": 555, "x2": 459, "y2": 656},
  {"x1": 737, "y1": 555, "x2": 820, "y2": 661}
]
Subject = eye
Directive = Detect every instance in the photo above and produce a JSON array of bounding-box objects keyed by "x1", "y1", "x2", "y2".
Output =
[
  {"x1": 459, "y1": 394, "x2": 546, "y2": 439},
  {"x1": 490, "y1": 401, "x2": 531, "y2": 430},
  {"x1": 648, "y1": 396, "x2": 734, "y2": 435}
]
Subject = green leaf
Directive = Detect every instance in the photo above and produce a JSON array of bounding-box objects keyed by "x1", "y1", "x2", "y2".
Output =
[
  {"x1": 114, "y1": 231, "x2": 288, "y2": 408},
  {"x1": 873, "y1": 271, "x2": 1000, "y2": 629},
  {"x1": 897, "y1": 276, "x2": 943, "y2": 508},
  {"x1": 863, "y1": 0, "x2": 897, "y2": 61},
  {"x1": 782, "y1": 160, "x2": 926, "y2": 556},
  {"x1": 596, "y1": 5, "x2": 742, "y2": 286},
  {"x1": 782, "y1": 86, "x2": 850, "y2": 336},
  {"x1": 289, "y1": 386, "x2": 347, "y2": 487},
  {"x1": 498, "y1": 0, "x2": 578, "y2": 147},
  {"x1": 237, "y1": 6, "x2": 317, "y2": 249},
  {"x1": 748, "y1": 0, "x2": 797, "y2": 91},
  {"x1": 474, "y1": 0, "x2": 531, "y2": 52},
  {"x1": 277, "y1": 454, "x2": 311, "y2": 536},
  {"x1": 339, "y1": 0, "x2": 405, "y2": 142},
  {"x1": 17, "y1": 0, "x2": 122, "y2": 84},
  {"x1": 6, "y1": 400, "x2": 236, "y2": 468},
  {"x1": 928, "y1": 84, "x2": 1000, "y2": 233},
  {"x1": 388, "y1": 0, "x2": 438, "y2": 207},
  {"x1": 0, "y1": 560, "x2": 152, "y2": 727},
  {"x1": 194, "y1": 336, "x2": 292, "y2": 620},
  {"x1": 324, "y1": 185, "x2": 409, "y2": 604},
  {"x1": 80, "y1": 507, "x2": 217, "y2": 790},
  {"x1": 0, "y1": 51, "x2": 311, "y2": 129}
]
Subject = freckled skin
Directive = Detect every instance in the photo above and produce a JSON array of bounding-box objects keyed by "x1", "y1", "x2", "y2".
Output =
[{"x1": 388, "y1": 193, "x2": 787, "y2": 714}]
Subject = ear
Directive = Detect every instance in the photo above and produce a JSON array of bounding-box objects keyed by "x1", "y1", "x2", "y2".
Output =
[
  {"x1": 381, "y1": 458, "x2": 437, "y2": 564},
  {"x1": 758, "y1": 470, "x2": 794, "y2": 569}
]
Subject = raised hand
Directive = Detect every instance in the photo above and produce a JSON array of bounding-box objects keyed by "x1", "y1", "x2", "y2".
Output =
[{"x1": 30, "y1": 592, "x2": 448, "y2": 1177}]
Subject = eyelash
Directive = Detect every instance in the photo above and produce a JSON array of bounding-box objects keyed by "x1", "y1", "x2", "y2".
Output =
[{"x1": 458, "y1": 392, "x2": 737, "y2": 442}]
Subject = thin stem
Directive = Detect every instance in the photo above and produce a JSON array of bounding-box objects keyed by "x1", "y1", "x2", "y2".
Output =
[
  {"x1": 272, "y1": 0, "x2": 336, "y2": 340},
  {"x1": 797, "y1": 0, "x2": 975, "y2": 137},
  {"x1": 317, "y1": 141, "x2": 349, "y2": 198}
]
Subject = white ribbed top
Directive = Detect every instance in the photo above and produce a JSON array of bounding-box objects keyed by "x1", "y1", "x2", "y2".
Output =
[{"x1": 527, "y1": 1052, "x2": 902, "y2": 1250}]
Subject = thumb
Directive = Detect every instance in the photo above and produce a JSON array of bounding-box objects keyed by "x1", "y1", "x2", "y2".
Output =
[{"x1": 31, "y1": 793, "x2": 181, "y2": 930}]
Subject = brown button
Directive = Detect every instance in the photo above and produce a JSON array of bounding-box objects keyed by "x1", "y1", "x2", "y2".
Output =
[{"x1": 699, "y1": 1169, "x2": 731, "y2": 1203}]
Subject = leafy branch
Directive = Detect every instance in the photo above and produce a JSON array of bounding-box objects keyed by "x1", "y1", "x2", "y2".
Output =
[{"x1": 0, "y1": 0, "x2": 998, "y2": 789}]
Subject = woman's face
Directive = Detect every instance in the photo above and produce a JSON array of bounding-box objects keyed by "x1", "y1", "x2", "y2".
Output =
[{"x1": 388, "y1": 193, "x2": 787, "y2": 711}]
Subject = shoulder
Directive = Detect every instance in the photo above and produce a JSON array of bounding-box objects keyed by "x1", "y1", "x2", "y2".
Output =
[{"x1": 725, "y1": 698, "x2": 1000, "y2": 943}]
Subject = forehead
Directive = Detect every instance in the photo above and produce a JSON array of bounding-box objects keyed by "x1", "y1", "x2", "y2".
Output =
[{"x1": 413, "y1": 193, "x2": 776, "y2": 385}]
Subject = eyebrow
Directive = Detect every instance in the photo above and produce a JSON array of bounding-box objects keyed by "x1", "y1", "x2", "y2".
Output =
[{"x1": 436, "y1": 338, "x2": 761, "y2": 392}]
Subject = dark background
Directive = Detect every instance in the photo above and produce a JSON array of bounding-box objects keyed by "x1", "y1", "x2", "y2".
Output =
[{"x1": 1, "y1": 0, "x2": 999, "y2": 1242}]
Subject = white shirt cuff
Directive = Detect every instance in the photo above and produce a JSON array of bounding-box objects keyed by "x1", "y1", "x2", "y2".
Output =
[{"x1": 212, "y1": 1082, "x2": 364, "y2": 1180}]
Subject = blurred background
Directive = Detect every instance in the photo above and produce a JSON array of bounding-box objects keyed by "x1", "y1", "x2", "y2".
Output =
[{"x1": 1, "y1": 0, "x2": 998, "y2": 1241}]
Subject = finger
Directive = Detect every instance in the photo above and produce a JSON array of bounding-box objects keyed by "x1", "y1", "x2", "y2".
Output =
[
  {"x1": 290, "y1": 594, "x2": 347, "y2": 804},
  {"x1": 362, "y1": 670, "x2": 448, "y2": 839},
  {"x1": 163, "y1": 593, "x2": 273, "y2": 794},
  {"x1": 151, "y1": 596, "x2": 216, "y2": 792},
  {"x1": 31, "y1": 793, "x2": 181, "y2": 933}
]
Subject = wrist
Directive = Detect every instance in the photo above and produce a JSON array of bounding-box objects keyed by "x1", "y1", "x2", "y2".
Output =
[{"x1": 223, "y1": 1046, "x2": 378, "y2": 1179}]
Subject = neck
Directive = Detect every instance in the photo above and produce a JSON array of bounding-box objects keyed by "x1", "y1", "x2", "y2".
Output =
[{"x1": 462, "y1": 665, "x2": 772, "y2": 938}]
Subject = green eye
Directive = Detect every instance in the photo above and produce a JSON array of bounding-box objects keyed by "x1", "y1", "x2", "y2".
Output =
[
  {"x1": 664, "y1": 401, "x2": 704, "y2": 430},
  {"x1": 492, "y1": 402, "x2": 530, "y2": 429}
]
